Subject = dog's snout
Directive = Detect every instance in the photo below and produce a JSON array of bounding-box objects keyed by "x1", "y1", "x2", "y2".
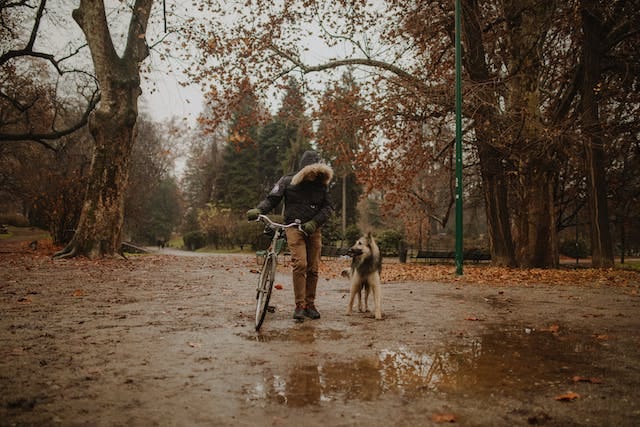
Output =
[{"x1": 347, "y1": 247, "x2": 363, "y2": 257}]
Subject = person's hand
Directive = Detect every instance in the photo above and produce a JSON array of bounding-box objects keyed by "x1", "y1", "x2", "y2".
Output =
[
  {"x1": 302, "y1": 220, "x2": 317, "y2": 234},
  {"x1": 246, "y1": 209, "x2": 260, "y2": 221}
]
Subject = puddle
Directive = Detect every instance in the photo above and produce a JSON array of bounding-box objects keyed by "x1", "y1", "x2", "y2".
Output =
[
  {"x1": 241, "y1": 326, "x2": 348, "y2": 343},
  {"x1": 246, "y1": 325, "x2": 601, "y2": 406}
]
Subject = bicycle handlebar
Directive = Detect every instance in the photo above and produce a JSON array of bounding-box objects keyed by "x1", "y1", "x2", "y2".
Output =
[{"x1": 255, "y1": 214, "x2": 306, "y2": 234}]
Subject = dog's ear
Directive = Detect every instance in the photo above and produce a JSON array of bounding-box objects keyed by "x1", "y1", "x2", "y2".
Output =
[{"x1": 366, "y1": 231, "x2": 374, "y2": 244}]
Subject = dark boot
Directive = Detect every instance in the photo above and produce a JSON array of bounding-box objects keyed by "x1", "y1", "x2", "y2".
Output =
[
  {"x1": 293, "y1": 304, "x2": 305, "y2": 321},
  {"x1": 304, "y1": 304, "x2": 321, "y2": 319}
]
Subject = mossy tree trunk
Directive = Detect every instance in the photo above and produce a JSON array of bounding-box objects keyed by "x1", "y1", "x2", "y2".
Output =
[{"x1": 55, "y1": 0, "x2": 153, "y2": 259}]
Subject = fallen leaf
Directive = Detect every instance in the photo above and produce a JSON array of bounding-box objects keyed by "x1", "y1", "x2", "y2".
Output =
[
  {"x1": 465, "y1": 316, "x2": 483, "y2": 321},
  {"x1": 17, "y1": 297, "x2": 32, "y2": 304},
  {"x1": 187, "y1": 342, "x2": 201, "y2": 348},
  {"x1": 572, "y1": 376, "x2": 602, "y2": 384},
  {"x1": 540, "y1": 324, "x2": 560, "y2": 333},
  {"x1": 593, "y1": 334, "x2": 609, "y2": 340},
  {"x1": 431, "y1": 413, "x2": 456, "y2": 423},
  {"x1": 72, "y1": 289, "x2": 85, "y2": 297},
  {"x1": 274, "y1": 284, "x2": 283, "y2": 290},
  {"x1": 555, "y1": 392, "x2": 580, "y2": 401}
]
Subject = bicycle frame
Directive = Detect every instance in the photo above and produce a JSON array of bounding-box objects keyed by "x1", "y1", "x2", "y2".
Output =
[{"x1": 253, "y1": 215, "x2": 303, "y2": 331}]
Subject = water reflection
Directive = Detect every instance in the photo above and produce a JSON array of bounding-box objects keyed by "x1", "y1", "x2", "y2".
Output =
[
  {"x1": 247, "y1": 326, "x2": 347, "y2": 343},
  {"x1": 247, "y1": 325, "x2": 597, "y2": 406}
]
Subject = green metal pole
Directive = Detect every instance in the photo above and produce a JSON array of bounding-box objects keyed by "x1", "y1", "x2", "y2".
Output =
[{"x1": 455, "y1": 0, "x2": 464, "y2": 275}]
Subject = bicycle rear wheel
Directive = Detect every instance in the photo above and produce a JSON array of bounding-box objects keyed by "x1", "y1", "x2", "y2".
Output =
[{"x1": 255, "y1": 254, "x2": 276, "y2": 331}]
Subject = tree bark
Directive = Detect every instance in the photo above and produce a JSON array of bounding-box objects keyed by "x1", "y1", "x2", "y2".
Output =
[
  {"x1": 55, "y1": 0, "x2": 152, "y2": 259},
  {"x1": 503, "y1": 0, "x2": 559, "y2": 268},
  {"x1": 461, "y1": 0, "x2": 517, "y2": 267},
  {"x1": 580, "y1": 3, "x2": 614, "y2": 268}
]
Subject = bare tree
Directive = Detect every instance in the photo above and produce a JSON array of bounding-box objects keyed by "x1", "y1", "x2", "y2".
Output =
[{"x1": 0, "y1": 0, "x2": 99, "y2": 151}]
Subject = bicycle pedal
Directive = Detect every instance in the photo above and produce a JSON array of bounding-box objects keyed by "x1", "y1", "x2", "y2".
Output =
[{"x1": 267, "y1": 306, "x2": 276, "y2": 313}]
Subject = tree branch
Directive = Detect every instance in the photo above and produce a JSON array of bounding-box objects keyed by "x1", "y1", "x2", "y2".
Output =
[
  {"x1": 0, "y1": 91, "x2": 100, "y2": 150},
  {"x1": 268, "y1": 43, "x2": 437, "y2": 97}
]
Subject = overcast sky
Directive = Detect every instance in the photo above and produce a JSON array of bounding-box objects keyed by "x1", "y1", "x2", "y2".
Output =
[{"x1": 139, "y1": 70, "x2": 204, "y2": 125}]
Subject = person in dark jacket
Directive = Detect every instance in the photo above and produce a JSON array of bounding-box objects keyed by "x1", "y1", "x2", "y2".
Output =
[{"x1": 247, "y1": 150, "x2": 333, "y2": 321}]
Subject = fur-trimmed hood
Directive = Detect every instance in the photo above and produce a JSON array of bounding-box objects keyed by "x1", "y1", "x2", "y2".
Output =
[
  {"x1": 291, "y1": 162, "x2": 334, "y2": 186},
  {"x1": 256, "y1": 149, "x2": 334, "y2": 225}
]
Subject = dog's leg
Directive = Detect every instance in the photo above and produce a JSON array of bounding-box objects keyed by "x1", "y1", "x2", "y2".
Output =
[
  {"x1": 363, "y1": 283, "x2": 370, "y2": 313},
  {"x1": 371, "y1": 273, "x2": 382, "y2": 320},
  {"x1": 346, "y1": 274, "x2": 359, "y2": 315},
  {"x1": 358, "y1": 283, "x2": 367, "y2": 313}
]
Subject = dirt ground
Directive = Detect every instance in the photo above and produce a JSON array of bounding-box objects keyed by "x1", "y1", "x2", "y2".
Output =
[{"x1": 1, "y1": 235, "x2": 640, "y2": 426}]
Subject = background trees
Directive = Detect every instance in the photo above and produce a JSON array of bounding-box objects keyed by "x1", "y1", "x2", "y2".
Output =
[
  {"x1": 315, "y1": 72, "x2": 365, "y2": 242},
  {"x1": 1, "y1": 0, "x2": 165, "y2": 258},
  {"x1": 2, "y1": 0, "x2": 638, "y2": 267},
  {"x1": 123, "y1": 115, "x2": 183, "y2": 245},
  {"x1": 186, "y1": 0, "x2": 640, "y2": 267}
]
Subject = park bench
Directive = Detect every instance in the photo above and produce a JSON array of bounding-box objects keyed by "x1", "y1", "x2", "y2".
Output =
[
  {"x1": 121, "y1": 241, "x2": 149, "y2": 254},
  {"x1": 321, "y1": 245, "x2": 349, "y2": 260},
  {"x1": 411, "y1": 249, "x2": 491, "y2": 263},
  {"x1": 412, "y1": 250, "x2": 455, "y2": 263}
]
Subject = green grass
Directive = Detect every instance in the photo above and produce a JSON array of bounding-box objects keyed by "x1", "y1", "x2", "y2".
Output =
[
  {"x1": 618, "y1": 260, "x2": 640, "y2": 271},
  {"x1": 0, "y1": 226, "x2": 49, "y2": 241},
  {"x1": 167, "y1": 236, "x2": 183, "y2": 248}
]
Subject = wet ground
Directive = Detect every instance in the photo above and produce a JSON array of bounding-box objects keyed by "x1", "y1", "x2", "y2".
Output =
[{"x1": 1, "y1": 249, "x2": 639, "y2": 426}]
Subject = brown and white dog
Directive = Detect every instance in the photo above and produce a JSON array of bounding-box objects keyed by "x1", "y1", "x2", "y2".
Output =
[{"x1": 346, "y1": 232, "x2": 383, "y2": 320}]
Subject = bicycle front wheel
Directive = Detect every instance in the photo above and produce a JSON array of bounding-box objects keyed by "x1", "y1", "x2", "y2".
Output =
[{"x1": 255, "y1": 254, "x2": 276, "y2": 331}]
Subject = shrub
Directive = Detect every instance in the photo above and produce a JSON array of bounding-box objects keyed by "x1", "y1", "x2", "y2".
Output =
[
  {"x1": 376, "y1": 229, "x2": 404, "y2": 256},
  {"x1": 344, "y1": 225, "x2": 361, "y2": 246},
  {"x1": 183, "y1": 231, "x2": 207, "y2": 251}
]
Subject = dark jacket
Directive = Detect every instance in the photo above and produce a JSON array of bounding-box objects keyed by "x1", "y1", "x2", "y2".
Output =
[{"x1": 256, "y1": 151, "x2": 334, "y2": 226}]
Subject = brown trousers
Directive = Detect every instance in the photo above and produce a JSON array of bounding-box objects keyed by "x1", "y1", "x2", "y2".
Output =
[{"x1": 285, "y1": 227, "x2": 322, "y2": 307}]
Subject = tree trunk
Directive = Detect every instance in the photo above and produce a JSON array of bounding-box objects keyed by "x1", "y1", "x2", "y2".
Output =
[
  {"x1": 503, "y1": 0, "x2": 559, "y2": 268},
  {"x1": 55, "y1": 0, "x2": 152, "y2": 259},
  {"x1": 477, "y1": 142, "x2": 518, "y2": 267},
  {"x1": 580, "y1": 4, "x2": 614, "y2": 268},
  {"x1": 461, "y1": 0, "x2": 517, "y2": 267},
  {"x1": 515, "y1": 165, "x2": 559, "y2": 268},
  {"x1": 63, "y1": 109, "x2": 137, "y2": 258}
]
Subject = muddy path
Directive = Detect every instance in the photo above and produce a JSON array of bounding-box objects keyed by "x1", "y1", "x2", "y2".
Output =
[{"x1": 1, "y1": 250, "x2": 640, "y2": 426}]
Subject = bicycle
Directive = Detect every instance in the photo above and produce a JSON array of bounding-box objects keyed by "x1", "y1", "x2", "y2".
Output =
[{"x1": 252, "y1": 214, "x2": 304, "y2": 331}]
